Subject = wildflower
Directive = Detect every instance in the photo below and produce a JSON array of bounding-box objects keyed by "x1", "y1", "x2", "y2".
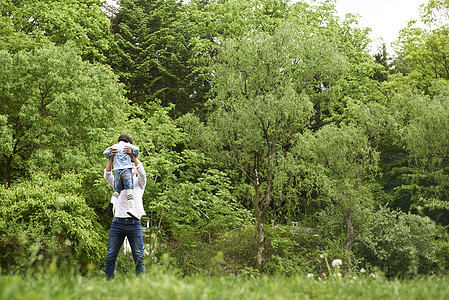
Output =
[
  {"x1": 320, "y1": 253, "x2": 328, "y2": 259},
  {"x1": 332, "y1": 259, "x2": 342, "y2": 268},
  {"x1": 370, "y1": 273, "x2": 376, "y2": 279},
  {"x1": 307, "y1": 273, "x2": 314, "y2": 278},
  {"x1": 360, "y1": 268, "x2": 366, "y2": 274}
]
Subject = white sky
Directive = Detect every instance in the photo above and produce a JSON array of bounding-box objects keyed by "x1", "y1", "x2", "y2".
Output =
[{"x1": 333, "y1": 0, "x2": 427, "y2": 51}]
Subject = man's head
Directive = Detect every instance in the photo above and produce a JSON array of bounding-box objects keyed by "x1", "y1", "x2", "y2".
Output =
[{"x1": 118, "y1": 133, "x2": 133, "y2": 144}]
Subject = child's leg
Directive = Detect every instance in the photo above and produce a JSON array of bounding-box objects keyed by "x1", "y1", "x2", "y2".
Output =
[
  {"x1": 107, "y1": 191, "x2": 120, "y2": 218},
  {"x1": 126, "y1": 189, "x2": 138, "y2": 220},
  {"x1": 122, "y1": 168, "x2": 138, "y2": 220},
  {"x1": 110, "y1": 170, "x2": 126, "y2": 218}
]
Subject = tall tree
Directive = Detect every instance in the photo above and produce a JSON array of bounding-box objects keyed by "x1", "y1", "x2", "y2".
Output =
[
  {"x1": 205, "y1": 21, "x2": 346, "y2": 272},
  {"x1": 110, "y1": 0, "x2": 209, "y2": 116},
  {"x1": 294, "y1": 124, "x2": 378, "y2": 253},
  {"x1": 394, "y1": 80, "x2": 449, "y2": 224},
  {"x1": 0, "y1": 44, "x2": 128, "y2": 184}
]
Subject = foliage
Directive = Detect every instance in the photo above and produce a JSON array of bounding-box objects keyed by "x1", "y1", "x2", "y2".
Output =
[
  {"x1": 1, "y1": 0, "x2": 114, "y2": 62},
  {"x1": 167, "y1": 225, "x2": 258, "y2": 276},
  {"x1": 110, "y1": 0, "x2": 210, "y2": 116},
  {"x1": 395, "y1": 0, "x2": 449, "y2": 91},
  {"x1": 0, "y1": 172, "x2": 107, "y2": 274},
  {"x1": 91, "y1": 103, "x2": 254, "y2": 244},
  {"x1": 0, "y1": 16, "x2": 46, "y2": 52},
  {"x1": 355, "y1": 207, "x2": 439, "y2": 278},
  {"x1": 3, "y1": 0, "x2": 449, "y2": 281},
  {"x1": 263, "y1": 225, "x2": 323, "y2": 276},
  {"x1": 0, "y1": 44, "x2": 128, "y2": 184},
  {"x1": 294, "y1": 123, "x2": 379, "y2": 252},
  {"x1": 378, "y1": 79, "x2": 449, "y2": 224}
]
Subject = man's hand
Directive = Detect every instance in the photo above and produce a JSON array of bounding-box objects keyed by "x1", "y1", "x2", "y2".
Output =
[
  {"x1": 110, "y1": 149, "x2": 118, "y2": 158},
  {"x1": 124, "y1": 146, "x2": 135, "y2": 158},
  {"x1": 105, "y1": 149, "x2": 117, "y2": 172},
  {"x1": 124, "y1": 146, "x2": 139, "y2": 165}
]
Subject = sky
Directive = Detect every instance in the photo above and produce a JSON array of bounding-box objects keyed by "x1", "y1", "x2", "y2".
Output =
[{"x1": 333, "y1": 0, "x2": 427, "y2": 51}]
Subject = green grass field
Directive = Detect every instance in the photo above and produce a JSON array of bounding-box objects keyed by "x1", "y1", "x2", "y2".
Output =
[{"x1": 2, "y1": 272, "x2": 449, "y2": 300}]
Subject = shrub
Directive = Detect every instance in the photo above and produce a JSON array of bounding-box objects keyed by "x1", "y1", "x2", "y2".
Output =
[
  {"x1": 166, "y1": 225, "x2": 257, "y2": 276},
  {"x1": 0, "y1": 172, "x2": 107, "y2": 274},
  {"x1": 264, "y1": 224, "x2": 323, "y2": 276},
  {"x1": 354, "y1": 207, "x2": 438, "y2": 278}
]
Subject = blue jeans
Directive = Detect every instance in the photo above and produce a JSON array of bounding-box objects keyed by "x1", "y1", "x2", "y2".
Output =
[
  {"x1": 105, "y1": 217, "x2": 145, "y2": 279},
  {"x1": 113, "y1": 168, "x2": 134, "y2": 192}
]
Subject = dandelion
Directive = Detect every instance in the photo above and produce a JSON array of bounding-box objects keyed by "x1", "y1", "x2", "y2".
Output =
[
  {"x1": 332, "y1": 259, "x2": 342, "y2": 268},
  {"x1": 360, "y1": 268, "x2": 366, "y2": 274},
  {"x1": 370, "y1": 273, "x2": 376, "y2": 279},
  {"x1": 307, "y1": 273, "x2": 314, "y2": 278},
  {"x1": 320, "y1": 254, "x2": 332, "y2": 279}
]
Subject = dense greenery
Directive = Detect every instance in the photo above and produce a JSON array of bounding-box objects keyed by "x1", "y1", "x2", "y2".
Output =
[{"x1": 1, "y1": 0, "x2": 449, "y2": 283}]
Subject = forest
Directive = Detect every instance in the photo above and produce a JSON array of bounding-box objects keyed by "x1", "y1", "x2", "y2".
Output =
[{"x1": 1, "y1": 0, "x2": 449, "y2": 283}]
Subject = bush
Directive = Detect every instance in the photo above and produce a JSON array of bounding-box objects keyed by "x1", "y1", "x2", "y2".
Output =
[
  {"x1": 0, "y1": 172, "x2": 107, "y2": 274},
  {"x1": 166, "y1": 225, "x2": 257, "y2": 276},
  {"x1": 354, "y1": 207, "x2": 438, "y2": 278},
  {"x1": 264, "y1": 224, "x2": 323, "y2": 276}
]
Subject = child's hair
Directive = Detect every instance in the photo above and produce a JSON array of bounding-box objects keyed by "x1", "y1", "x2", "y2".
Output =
[{"x1": 118, "y1": 133, "x2": 133, "y2": 144}]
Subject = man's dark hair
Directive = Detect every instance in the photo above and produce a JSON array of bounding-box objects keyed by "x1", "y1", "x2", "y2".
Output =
[{"x1": 118, "y1": 133, "x2": 133, "y2": 144}]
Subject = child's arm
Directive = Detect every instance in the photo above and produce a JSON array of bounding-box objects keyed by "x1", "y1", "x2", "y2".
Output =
[{"x1": 103, "y1": 146, "x2": 114, "y2": 159}]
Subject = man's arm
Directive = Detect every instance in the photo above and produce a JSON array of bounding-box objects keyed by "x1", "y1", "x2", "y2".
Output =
[
  {"x1": 104, "y1": 149, "x2": 117, "y2": 187},
  {"x1": 125, "y1": 146, "x2": 146, "y2": 188},
  {"x1": 124, "y1": 146, "x2": 140, "y2": 166},
  {"x1": 129, "y1": 143, "x2": 139, "y2": 158}
]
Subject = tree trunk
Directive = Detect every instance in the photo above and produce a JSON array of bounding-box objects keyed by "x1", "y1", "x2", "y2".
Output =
[
  {"x1": 253, "y1": 167, "x2": 273, "y2": 273},
  {"x1": 253, "y1": 173, "x2": 263, "y2": 272},
  {"x1": 344, "y1": 207, "x2": 354, "y2": 252},
  {"x1": 1, "y1": 155, "x2": 11, "y2": 185},
  {"x1": 255, "y1": 219, "x2": 265, "y2": 273}
]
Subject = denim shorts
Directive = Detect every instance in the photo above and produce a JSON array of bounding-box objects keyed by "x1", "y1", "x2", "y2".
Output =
[{"x1": 113, "y1": 168, "x2": 134, "y2": 192}]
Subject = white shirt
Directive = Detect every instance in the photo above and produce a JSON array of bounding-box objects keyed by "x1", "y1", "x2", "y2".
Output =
[{"x1": 104, "y1": 162, "x2": 147, "y2": 219}]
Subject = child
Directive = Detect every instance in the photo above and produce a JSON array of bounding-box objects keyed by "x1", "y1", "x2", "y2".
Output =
[{"x1": 103, "y1": 134, "x2": 140, "y2": 220}]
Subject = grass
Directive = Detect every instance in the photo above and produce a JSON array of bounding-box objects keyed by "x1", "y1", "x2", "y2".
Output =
[{"x1": 2, "y1": 271, "x2": 449, "y2": 300}]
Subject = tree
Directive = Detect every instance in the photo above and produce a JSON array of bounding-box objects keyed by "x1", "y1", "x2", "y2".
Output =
[
  {"x1": 205, "y1": 21, "x2": 347, "y2": 272},
  {"x1": 294, "y1": 124, "x2": 379, "y2": 253},
  {"x1": 110, "y1": 0, "x2": 210, "y2": 116},
  {"x1": 0, "y1": 16, "x2": 45, "y2": 52},
  {"x1": 394, "y1": 0, "x2": 449, "y2": 91},
  {"x1": 373, "y1": 43, "x2": 392, "y2": 82},
  {"x1": 0, "y1": 171, "x2": 107, "y2": 273},
  {"x1": 1, "y1": 0, "x2": 114, "y2": 62},
  {"x1": 395, "y1": 80, "x2": 449, "y2": 224},
  {"x1": 0, "y1": 44, "x2": 128, "y2": 184}
]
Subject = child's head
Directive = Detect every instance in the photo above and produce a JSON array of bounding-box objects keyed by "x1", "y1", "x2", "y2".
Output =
[{"x1": 118, "y1": 133, "x2": 133, "y2": 144}]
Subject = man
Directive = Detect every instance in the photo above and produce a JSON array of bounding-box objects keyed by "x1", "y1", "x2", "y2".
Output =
[{"x1": 104, "y1": 143, "x2": 146, "y2": 279}]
